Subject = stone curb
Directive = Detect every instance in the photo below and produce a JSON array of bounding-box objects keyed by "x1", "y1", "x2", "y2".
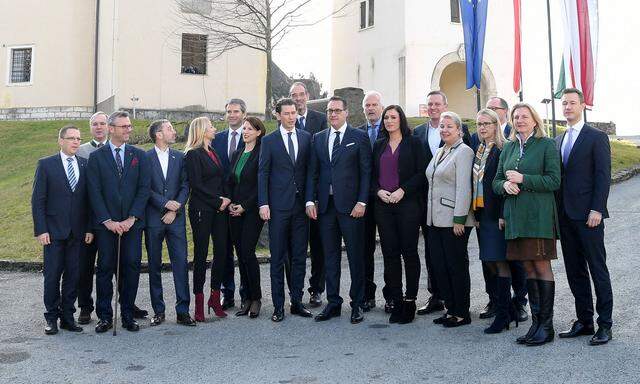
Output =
[{"x1": 611, "y1": 164, "x2": 640, "y2": 184}]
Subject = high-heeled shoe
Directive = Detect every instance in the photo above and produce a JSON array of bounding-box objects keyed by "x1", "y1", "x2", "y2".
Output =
[
  {"x1": 207, "y1": 289, "x2": 227, "y2": 318},
  {"x1": 485, "y1": 276, "x2": 515, "y2": 334},
  {"x1": 194, "y1": 293, "x2": 205, "y2": 322},
  {"x1": 235, "y1": 300, "x2": 251, "y2": 316},
  {"x1": 249, "y1": 300, "x2": 261, "y2": 318}
]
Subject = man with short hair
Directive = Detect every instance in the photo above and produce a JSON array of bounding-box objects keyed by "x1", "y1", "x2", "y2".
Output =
[
  {"x1": 258, "y1": 98, "x2": 313, "y2": 322},
  {"x1": 212, "y1": 98, "x2": 247, "y2": 309},
  {"x1": 290, "y1": 81, "x2": 328, "y2": 307},
  {"x1": 556, "y1": 88, "x2": 613, "y2": 346},
  {"x1": 144, "y1": 119, "x2": 196, "y2": 327},
  {"x1": 88, "y1": 110, "x2": 150, "y2": 333},
  {"x1": 356, "y1": 90, "x2": 384, "y2": 311},
  {"x1": 32, "y1": 125, "x2": 93, "y2": 334},
  {"x1": 306, "y1": 96, "x2": 371, "y2": 324}
]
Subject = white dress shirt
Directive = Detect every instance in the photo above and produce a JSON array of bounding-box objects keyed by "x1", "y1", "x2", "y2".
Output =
[
  {"x1": 561, "y1": 120, "x2": 584, "y2": 159},
  {"x1": 328, "y1": 122, "x2": 347, "y2": 161},
  {"x1": 227, "y1": 127, "x2": 244, "y2": 156},
  {"x1": 427, "y1": 122, "x2": 441, "y2": 157},
  {"x1": 60, "y1": 151, "x2": 79, "y2": 183},
  {"x1": 109, "y1": 141, "x2": 126, "y2": 165},
  {"x1": 155, "y1": 146, "x2": 170, "y2": 179},
  {"x1": 279, "y1": 125, "x2": 299, "y2": 159},
  {"x1": 500, "y1": 122, "x2": 509, "y2": 138},
  {"x1": 297, "y1": 109, "x2": 308, "y2": 128},
  {"x1": 92, "y1": 139, "x2": 107, "y2": 147}
]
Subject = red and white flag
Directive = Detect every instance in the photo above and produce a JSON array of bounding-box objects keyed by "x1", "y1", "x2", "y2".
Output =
[
  {"x1": 513, "y1": 0, "x2": 522, "y2": 94},
  {"x1": 559, "y1": 0, "x2": 598, "y2": 106}
]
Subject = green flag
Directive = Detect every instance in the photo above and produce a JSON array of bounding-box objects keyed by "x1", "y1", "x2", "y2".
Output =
[{"x1": 554, "y1": 57, "x2": 566, "y2": 99}]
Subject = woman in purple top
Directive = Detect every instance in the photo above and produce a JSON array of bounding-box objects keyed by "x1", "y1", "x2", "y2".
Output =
[{"x1": 371, "y1": 105, "x2": 427, "y2": 324}]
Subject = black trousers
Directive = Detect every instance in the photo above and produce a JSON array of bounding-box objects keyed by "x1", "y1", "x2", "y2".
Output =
[
  {"x1": 43, "y1": 236, "x2": 82, "y2": 324},
  {"x1": 189, "y1": 208, "x2": 229, "y2": 294},
  {"x1": 77, "y1": 235, "x2": 98, "y2": 311},
  {"x1": 375, "y1": 198, "x2": 421, "y2": 301},
  {"x1": 307, "y1": 219, "x2": 325, "y2": 295},
  {"x1": 362, "y1": 195, "x2": 378, "y2": 301},
  {"x1": 559, "y1": 214, "x2": 613, "y2": 327},
  {"x1": 481, "y1": 260, "x2": 528, "y2": 306},
  {"x1": 230, "y1": 209, "x2": 265, "y2": 301},
  {"x1": 428, "y1": 226, "x2": 471, "y2": 318},
  {"x1": 420, "y1": 212, "x2": 441, "y2": 300}
]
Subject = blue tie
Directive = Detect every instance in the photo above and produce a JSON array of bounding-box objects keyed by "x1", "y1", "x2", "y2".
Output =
[
  {"x1": 299, "y1": 116, "x2": 305, "y2": 130},
  {"x1": 67, "y1": 158, "x2": 77, "y2": 191},
  {"x1": 562, "y1": 128, "x2": 574, "y2": 165},
  {"x1": 368, "y1": 125, "x2": 377, "y2": 148}
]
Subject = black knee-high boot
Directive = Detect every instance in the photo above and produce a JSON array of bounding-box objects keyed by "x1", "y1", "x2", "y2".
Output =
[
  {"x1": 517, "y1": 279, "x2": 539, "y2": 344},
  {"x1": 525, "y1": 280, "x2": 555, "y2": 346},
  {"x1": 484, "y1": 276, "x2": 515, "y2": 334}
]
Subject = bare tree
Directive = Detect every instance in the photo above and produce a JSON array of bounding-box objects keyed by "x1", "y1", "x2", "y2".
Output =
[{"x1": 176, "y1": 0, "x2": 354, "y2": 119}]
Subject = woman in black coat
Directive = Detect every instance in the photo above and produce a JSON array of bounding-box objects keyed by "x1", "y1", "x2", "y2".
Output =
[
  {"x1": 227, "y1": 117, "x2": 266, "y2": 318},
  {"x1": 372, "y1": 105, "x2": 427, "y2": 324}
]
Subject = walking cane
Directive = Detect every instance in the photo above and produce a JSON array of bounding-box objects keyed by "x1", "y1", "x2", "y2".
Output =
[{"x1": 113, "y1": 234, "x2": 122, "y2": 336}]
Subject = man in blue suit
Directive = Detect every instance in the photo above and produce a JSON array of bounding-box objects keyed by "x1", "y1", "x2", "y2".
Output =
[
  {"x1": 211, "y1": 98, "x2": 246, "y2": 309},
  {"x1": 87, "y1": 110, "x2": 150, "y2": 333},
  {"x1": 144, "y1": 120, "x2": 196, "y2": 327},
  {"x1": 555, "y1": 88, "x2": 613, "y2": 346},
  {"x1": 258, "y1": 98, "x2": 314, "y2": 322},
  {"x1": 306, "y1": 96, "x2": 371, "y2": 324},
  {"x1": 291, "y1": 82, "x2": 328, "y2": 307},
  {"x1": 32, "y1": 125, "x2": 93, "y2": 335}
]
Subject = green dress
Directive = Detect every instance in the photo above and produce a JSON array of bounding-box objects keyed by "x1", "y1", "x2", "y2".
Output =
[{"x1": 492, "y1": 135, "x2": 561, "y2": 240}]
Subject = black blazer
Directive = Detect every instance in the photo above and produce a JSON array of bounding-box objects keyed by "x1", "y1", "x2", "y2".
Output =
[
  {"x1": 184, "y1": 146, "x2": 228, "y2": 212},
  {"x1": 227, "y1": 145, "x2": 260, "y2": 212},
  {"x1": 297, "y1": 108, "x2": 327, "y2": 136},
  {"x1": 371, "y1": 135, "x2": 427, "y2": 201},
  {"x1": 473, "y1": 145, "x2": 504, "y2": 222}
]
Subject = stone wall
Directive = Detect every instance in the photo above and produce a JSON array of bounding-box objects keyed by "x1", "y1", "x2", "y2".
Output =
[
  {"x1": 553, "y1": 119, "x2": 616, "y2": 135},
  {"x1": 120, "y1": 108, "x2": 226, "y2": 123},
  {"x1": 308, "y1": 87, "x2": 366, "y2": 127},
  {"x1": 0, "y1": 106, "x2": 93, "y2": 121}
]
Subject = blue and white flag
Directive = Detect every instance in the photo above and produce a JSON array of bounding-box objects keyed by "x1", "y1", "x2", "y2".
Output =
[{"x1": 461, "y1": 0, "x2": 489, "y2": 89}]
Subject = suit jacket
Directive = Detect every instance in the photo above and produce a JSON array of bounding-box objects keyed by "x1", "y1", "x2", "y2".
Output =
[
  {"x1": 555, "y1": 124, "x2": 610, "y2": 221},
  {"x1": 305, "y1": 125, "x2": 372, "y2": 215},
  {"x1": 87, "y1": 143, "x2": 151, "y2": 230},
  {"x1": 184, "y1": 146, "x2": 228, "y2": 212},
  {"x1": 414, "y1": 122, "x2": 472, "y2": 165},
  {"x1": 258, "y1": 129, "x2": 311, "y2": 211},
  {"x1": 471, "y1": 123, "x2": 512, "y2": 150},
  {"x1": 228, "y1": 145, "x2": 260, "y2": 212},
  {"x1": 371, "y1": 135, "x2": 427, "y2": 201},
  {"x1": 212, "y1": 128, "x2": 246, "y2": 175},
  {"x1": 357, "y1": 122, "x2": 383, "y2": 150},
  {"x1": 32, "y1": 153, "x2": 90, "y2": 239},
  {"x1": 297, "y1": 108, "x2": 327, "y2": 136},
  {"x1": 472, "y1": 145, "x2": 504, "y2": 222},
  {"x1": 145, "y1": 148, "x2": 189, "y2": 227},
  {"x1": 425, "y1": 139, "x2": 475, "y2": 227}
]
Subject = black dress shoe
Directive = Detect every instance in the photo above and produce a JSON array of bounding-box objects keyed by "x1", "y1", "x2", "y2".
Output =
[
  {"x1": 558, "y1": 320, "x2": 595, "y2": 338},
  {"x1": 150, "y1": 313, "x2": 165, "y2": 326},
  {"x1": 78, "y1": 309, "x2": 92, "y2": 325},
  {"x1": 44, "y1": 320, "x2": 59, "y2": 335},
  {"x1": 417, "y1": 297, "x2": 445, "y2": 315},
  {"x1": 361, "y1": 299, "x2": 376, "y2": 312},
  {"x1": 176, "y1": 313, "x2": 197, "y2": 326},
  {"x1": 123, "y1": 320, "x2": 140, "y2": 332},
  {"x1": 433, "y1": 314, "x2": 449, "y2": 325},
  {"x1": 314, "y1": 305, "x2": 341, "y2": 322},
  {"x1": 290, "y1": 302, "x2": 313, "y2": 318},
  {"x1": 384, "y1": 301, "x2": 394, "y2": 314},
  {"x1": 235, "y1": 301, "x2": 251, "y2": 317},
  {"x1": 443, "y1": 316, "x2": 471, "y2": 328},
  {"x1": 350, "y1": 307, "x2": 364, "y2": 324},
  {"x1": 60, "y1": 321, "x2": 83, "y2": 332},
  {"x1": 221, "y1": 298, "x2": 236, "y2": 310},
  {"x1": 133, "y1": 305, "x2": 148, "y2": 319},
  {"x1": 589, "y1": 326, "x2": 612, "y2": 346},
  {"x1": 95, "y1": 319, "x2": 113, "y2": 333},
  {"x1": 309, "y1": 292, "x2": 323, "y2": 308},
  {"x1": 479, "y1": 301, "x2": 496, "y2": 319},
  {"x1": 271, "y1": 307, "x2": 285, "y2": 322}
]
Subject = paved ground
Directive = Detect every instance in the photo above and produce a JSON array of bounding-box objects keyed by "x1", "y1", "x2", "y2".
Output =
[{"x1": 1, "y1": 177, "x2": 639, "y2": 384}]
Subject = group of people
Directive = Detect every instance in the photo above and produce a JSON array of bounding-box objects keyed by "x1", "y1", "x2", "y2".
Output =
[{"x1": 32, "y1": 82, "x2": 613, "y2": 346}]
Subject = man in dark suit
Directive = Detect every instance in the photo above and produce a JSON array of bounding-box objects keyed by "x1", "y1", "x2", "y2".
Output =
[
  {"x1": 258, "y1": 98, "x2": 314, "y2": 322},
  {"x1": 356, "y1": 90, "x2": 384, "y2": 312},
  {"x1": 212, "y1": 98, "x2": 247, "y2": 309},
  {"x1": 555, "y1": 88, "x2": 613, "y2": 346},
  {"x1": 470, "y1": 97, "x2": 528, "y2": 322},
  {"x1": 306, "y1": 95, "x2": 371, "y2": 324},
  {"x1": 144, "y1": 120, "x2": 196, "y2": 327},
  {"x1": 32, "y1": 125, "x2": 93, "y2": 335},
  {"x1": 290, "y1": 81, "x2": 328, "y2": 307},
  {"x1": 87, "y1": 110, "x2": 150, "y2": 333}
]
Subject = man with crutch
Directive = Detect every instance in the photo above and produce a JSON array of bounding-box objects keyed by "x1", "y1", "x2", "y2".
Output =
[{"x1": 87, "y1": 110, "x2": 150, "y2": 333}]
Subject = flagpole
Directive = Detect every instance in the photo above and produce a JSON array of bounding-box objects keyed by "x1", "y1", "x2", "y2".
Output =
[
  {"x1": 476, "y1": 88, "x2": 481, "y2": 112},
  {"x1": 546, "y1": 0, "x2": 557, "y2": 137}
]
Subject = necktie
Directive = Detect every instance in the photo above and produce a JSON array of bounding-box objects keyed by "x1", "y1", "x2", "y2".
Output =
[
  {"x1": 368, "y1": 125, "x2": 377, "y2": 148},
  {"x1": 229, "y1": 131, "x2": 238, "y2": 160},
  {"x1": 563, "y1": 128, "x2": 574, "y2": 165},
  {"x1": 331, "y1": 131, "x2": 341, "y2": 161},
  {"x1": 287, "y1": 132, "x2": 296, "y2": 164},
  {"x1": 67, "y1": 157, "x2": 77, "y2": 191},
  {"x1": 114, "y1": 147, "x2": 123, "y2": 177},
  {"x1": 299, "y1": 116, "x2": 306, "y2": 130}
]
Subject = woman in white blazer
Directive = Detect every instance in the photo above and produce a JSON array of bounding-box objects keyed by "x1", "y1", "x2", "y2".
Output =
[{"x1": 425, "y1": 111, "x2": 475, "y2": 328}]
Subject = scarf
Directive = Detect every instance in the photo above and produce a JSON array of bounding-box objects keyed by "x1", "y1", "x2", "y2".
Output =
[{"x1": 472, "y1": 142, "x2": 494, "y2": 211}]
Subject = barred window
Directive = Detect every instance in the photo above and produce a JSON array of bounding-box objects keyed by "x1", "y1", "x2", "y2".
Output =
[
  {"x1": 181, "y1": 34, "x2": 207, "y2": 75},
  {"x1": 10, "y1": 47, "x2": 33, "y2": 84}
]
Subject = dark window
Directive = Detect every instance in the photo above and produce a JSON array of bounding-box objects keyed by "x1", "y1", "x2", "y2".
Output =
[
  {"x1": 368, "y1": 0, "x2": 375, "y2": 27},
  {"x1": 450, "y1": 0, "x2": 461, "y2": 23},
  {"x1": 360, "y1": 1, "x2": 367, "y2": 29},
  {"x1": 181, "y1": 34, "x2": 207, "y2": 75},
  {"x1": 10, "y1": 48, "x2": 32, "y2": 83}
]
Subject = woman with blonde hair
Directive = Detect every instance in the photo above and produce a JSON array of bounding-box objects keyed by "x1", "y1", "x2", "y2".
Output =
[
  {"x1": 184, "y1": 117, "x2": 231, "y2": 321},
  {"x1": 493, "y1": 103, "x2": 561, "y2": 345}
]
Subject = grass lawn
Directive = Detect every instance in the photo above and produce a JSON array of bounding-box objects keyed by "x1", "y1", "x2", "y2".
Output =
[{"x1": 0, "y1": 118, "x2": 637, "y2": 262}]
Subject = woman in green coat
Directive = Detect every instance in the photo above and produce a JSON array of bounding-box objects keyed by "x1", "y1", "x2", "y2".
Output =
[{"x1": 493, "y1": 103, "x2": 561, "y2": 346}]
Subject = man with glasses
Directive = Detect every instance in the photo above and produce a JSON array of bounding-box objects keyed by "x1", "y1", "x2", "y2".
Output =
[
  {"x1": 32, "y1": 125, "x2": 93, "y2": 335},
  {"x1": 87, "y1": 110, "x2": 150, "y2": 333}
]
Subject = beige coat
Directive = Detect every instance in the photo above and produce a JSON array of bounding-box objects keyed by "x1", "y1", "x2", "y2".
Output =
[{"x1": 425, "y1": 139, "x2": 475, "y2": 227}]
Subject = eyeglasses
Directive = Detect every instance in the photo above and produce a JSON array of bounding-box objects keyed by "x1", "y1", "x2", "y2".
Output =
[
  {"x1": 476, "y1": 122, "x2": 495, "y2": 127},
  {"x1": 487, "y1": 106, "x2": 506, "y2": 111},
  {"x1": 62, "y1": 137, "x2": 82, "y2": 142},
  {"x1": 112, "y1": 124, "x2": 133, "y2": 129},
  {"x1": 326, "y1": 109, "x2": 344, "y2": 115}
]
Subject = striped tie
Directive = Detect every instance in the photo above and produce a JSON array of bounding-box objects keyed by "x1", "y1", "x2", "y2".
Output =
[{"x1": 67, "y1": 157, "x2": 77, "y2": 191}]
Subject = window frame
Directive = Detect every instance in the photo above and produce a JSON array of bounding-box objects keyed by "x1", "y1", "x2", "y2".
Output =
[
  {"x1": 359, "y1": 0, "x2": 375, "y2": 31},
  {"x1": 180, "y1": 33, "x2": 208, "y2": 76},
  {"x1": 450, "y1": 0, "x2": 461, "y2": 24},
  {"x1": 6, "y1": 45, "x2": 34, "y2": 86}
]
